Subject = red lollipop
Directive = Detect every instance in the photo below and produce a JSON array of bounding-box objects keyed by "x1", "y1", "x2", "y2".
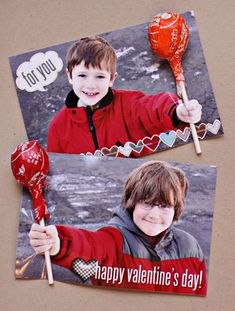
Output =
[
  {"x1": 148, "y1": 12, "x2": 201, "y2": 154},
  {"x1": 148, "y1": 12, "x2": 189, "y2": 82},
  {"x1": 11, "y1": 140, "x2": 53, "y2": 284},
  {"x1": 11, "y1": 140, "x2": 50, "y2": 221}
]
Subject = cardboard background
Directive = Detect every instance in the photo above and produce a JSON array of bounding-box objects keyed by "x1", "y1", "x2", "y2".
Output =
[{"x1": 0, "y1": 0, "x2": 234, "y2": 310}]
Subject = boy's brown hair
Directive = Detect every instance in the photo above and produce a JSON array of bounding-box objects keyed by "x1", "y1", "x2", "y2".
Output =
[
  {"x1": 123, "y1": 161, "x2": 189, "y2": 221},
  {"x1": 66, "y1": 36, "x2": 117, "y2": 79}
]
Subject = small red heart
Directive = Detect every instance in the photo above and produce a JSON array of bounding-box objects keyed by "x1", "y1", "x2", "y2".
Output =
[
  {"x1": 143, "y1": 135, "x2": 160, "y2": 151},
  {"x1": 196, "y1": 123, "x2": 207, "y2": 139},
  {"x1": 101, "y1": 145, "x2": 118, "y2": 157}
]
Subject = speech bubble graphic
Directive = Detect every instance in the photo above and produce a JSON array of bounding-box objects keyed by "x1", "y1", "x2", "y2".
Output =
[{"x1": 16, "y1": 51, "x2": 63, "y2": 92}]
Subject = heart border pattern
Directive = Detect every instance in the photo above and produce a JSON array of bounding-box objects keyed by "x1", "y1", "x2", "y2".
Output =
[{"x1": 83, "y1": 119, "x2": 222, "y2": 157}]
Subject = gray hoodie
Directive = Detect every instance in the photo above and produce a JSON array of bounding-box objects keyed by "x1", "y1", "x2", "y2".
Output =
[{"x1": 108, "y1": 206, "x2": 204, "y2": 262}]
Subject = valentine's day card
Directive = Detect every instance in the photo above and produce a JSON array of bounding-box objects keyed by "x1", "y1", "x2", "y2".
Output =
[
  {"x1": 9, "y1": 11, "x2": 223, "y2": 157},
  {"x1": 15, "y1": 154, "x2": 216, "y2": 296}
]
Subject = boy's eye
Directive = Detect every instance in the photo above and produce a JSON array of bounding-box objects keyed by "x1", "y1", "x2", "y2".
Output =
[
  {"x1": 142, "y1": 201, "x2": 170, "y2": 209},
  {"x1": 78, "y1": 74, "x2": 86, "y2": 78},
  {"x1": 161, "y1": 205, "x2": 170, "y2": 209},
  {"x1": 157, "y1": 203, "x2": 171, "y2": 209},
  {"x1": 143, "y1": 202, "x2": 152, "y2": 209},
  {"x1": 159, "y1": 204, "x2": 174, "y2": 210},
  {"x1": 97, "y1": 75, "x2": 105, "y2": 79}
]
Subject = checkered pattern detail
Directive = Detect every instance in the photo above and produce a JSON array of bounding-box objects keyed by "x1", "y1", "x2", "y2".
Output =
[{"x1": 72, "y1": 258, "x2": 98, "y2": 280}]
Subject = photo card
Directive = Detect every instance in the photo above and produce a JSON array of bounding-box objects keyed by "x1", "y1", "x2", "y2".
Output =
[
  {"x1": 9, "y1": 11, "x2": 223, "y2": 157},
  {"x1": 16, "y1": 154, "x2": 217, "y2": 296}
]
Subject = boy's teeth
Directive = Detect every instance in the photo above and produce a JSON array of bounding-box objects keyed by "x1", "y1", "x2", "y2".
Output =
[{"x1": 85, "y1": 92, "x2": 97, "y2": 95}]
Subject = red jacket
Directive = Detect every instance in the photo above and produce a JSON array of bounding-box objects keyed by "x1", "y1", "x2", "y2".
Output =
[
  {"x1": 47, "y1": 88, "x2": 180, "y2": 156},
  {"x1": 51, "y1": 208, "x2": 207, "y2": 295}
]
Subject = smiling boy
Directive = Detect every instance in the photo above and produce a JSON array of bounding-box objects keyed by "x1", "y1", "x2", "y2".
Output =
[
  {"x1": 133, "y1": 201, "x2": 174, "y2": 237},
  {"x1": 29, "y1": 161, "x2": 206, "y2": 295},
  {"x1": 68, "y1": 60, "x2": 116, "y2": 107},
  {"x1": 47, "y1": 37, "x2": 202, "y2": 156}
]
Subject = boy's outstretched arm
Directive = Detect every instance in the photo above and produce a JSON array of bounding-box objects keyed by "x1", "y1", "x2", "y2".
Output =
[
  {"x1": 29, "y1": 223, "x2": 123, "y2": 275},
  {"x1": 29, "y1": 223, "x2": 60, "y2": 256},
  {"x1": 122, "y1": 91, "x2": 202, "y2": 134}
]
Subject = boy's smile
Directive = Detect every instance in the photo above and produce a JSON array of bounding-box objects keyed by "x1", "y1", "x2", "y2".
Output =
[
  {"x1": 82, "y1": 91, "x2": 99, "y2": 97},
  {"x1": 133, "y1": 202, "x2": 174, "y2": 237},
  {"x1": 67, "y1": 61, "x2": 116, "y2": 107}
]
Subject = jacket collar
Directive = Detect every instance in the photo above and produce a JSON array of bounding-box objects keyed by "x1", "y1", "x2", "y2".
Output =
[{"x1": 65, "y1": 87, "x2": 114, "y2": 109}]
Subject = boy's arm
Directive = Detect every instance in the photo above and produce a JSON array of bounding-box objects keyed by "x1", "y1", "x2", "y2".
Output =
[
  {"x1": 122, "y1": 91, "x2": 200, "y2": 134},
  {"x1": 51, "y1": 225, "x2": 123, "y2": 271},
  {"x1": 123, "y1": 91, "x2": 182, "y2": 133}
]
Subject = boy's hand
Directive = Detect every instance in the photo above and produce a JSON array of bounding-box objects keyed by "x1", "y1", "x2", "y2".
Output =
[
  {"x1": 29, "y1": 223, "x2": 60, "y2": 256},
  {"x1": 176, "y1": 99, "x2": 202, "y2": 124}
]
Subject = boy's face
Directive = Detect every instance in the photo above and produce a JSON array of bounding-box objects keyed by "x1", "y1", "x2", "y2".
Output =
[
  {"x1": 133, "y1": 202, "x2": 174, "y2": 236},
  {"x1": 67, "y1": 60, "x2": 116, "y2": 107}
]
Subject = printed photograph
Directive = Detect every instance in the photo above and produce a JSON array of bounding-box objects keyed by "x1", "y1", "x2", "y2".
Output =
[
  {"x1": 9, "y1": 11, "x2": 223, "y2": 157},
  {"x1": 16, "y1": 154, "x2": 217, "y2": 296}
]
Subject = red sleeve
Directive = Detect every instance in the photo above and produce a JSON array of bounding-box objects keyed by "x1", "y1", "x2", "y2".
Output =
[
  {"x1": 122, "y1": 91, "x2": 179, "y2": 134},
  {"x1": 47, "y1": 119, "x2": 63, "y2": 153},
  {"x1": 51, "y1": 225, "x2": 123, "y2": 271}
]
